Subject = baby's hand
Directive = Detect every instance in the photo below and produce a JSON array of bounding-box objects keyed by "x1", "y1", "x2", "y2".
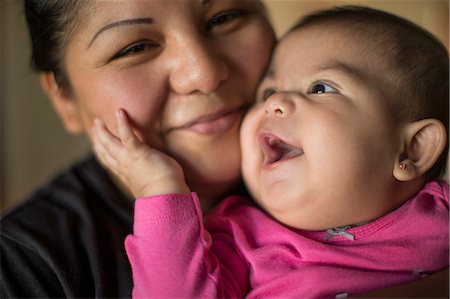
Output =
[{"x1": 92, "y1": 109, "x2": 190, "y2": 198}]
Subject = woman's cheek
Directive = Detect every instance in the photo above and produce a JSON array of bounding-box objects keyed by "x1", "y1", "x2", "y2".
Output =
[
  {"x1": 79, "y1": 71, "x2": 165, "y2": 144},
  {"x1": 239, "y1": 20, "x2": 275, "y2": 84}
]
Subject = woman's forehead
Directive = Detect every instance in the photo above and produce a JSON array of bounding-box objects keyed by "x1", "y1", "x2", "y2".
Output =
[
  {"x1": 84, "y1": 0, "x2": 253, "y2": 20},
  {"x1": 76, "y1": 0, "x2": 257, "y2": 37}
]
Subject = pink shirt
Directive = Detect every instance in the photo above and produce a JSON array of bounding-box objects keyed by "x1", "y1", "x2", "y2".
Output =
[{"x1": 126, "y1": 180, "x2": 449, "y2": 298}]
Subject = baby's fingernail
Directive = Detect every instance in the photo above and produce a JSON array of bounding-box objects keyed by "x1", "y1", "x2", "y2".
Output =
[
  {"x1": 94, "y1": 118, "x2": 101, "y2": 126},
  {"x1": 116, "y1": 109, "x2": 124, "y2": 119}
]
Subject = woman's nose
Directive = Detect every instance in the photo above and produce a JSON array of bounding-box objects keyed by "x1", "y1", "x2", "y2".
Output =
[
  {"x1": 169, "y1": 34, "x2": 229, "y2": 95},
  {"x1": 264, "y1": 92, "x2": 295, "y2": 117}
]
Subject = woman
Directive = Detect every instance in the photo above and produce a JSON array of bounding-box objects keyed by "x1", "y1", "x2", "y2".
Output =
[
  {"x1": 1, "y1": 0, "x2": 275, "y2": 297},
  {"x1": 1, "y1": 0, "x2": 447, "y2": 298}
]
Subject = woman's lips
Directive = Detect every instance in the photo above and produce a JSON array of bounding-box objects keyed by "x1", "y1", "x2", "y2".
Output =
[{"x1": 173, "y1": 107, "x2": 244, "y2": 135}]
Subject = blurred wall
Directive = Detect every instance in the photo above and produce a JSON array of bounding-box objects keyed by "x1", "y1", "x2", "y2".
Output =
[
  {"x1": 264, "y1": 0, "x2": 449, "y2": 45},
  {"x1": 1, "y1": 0, "x2": 90, "y2": 214},
  {"x1": 1, "y1": 0, "x2": 448, "y2": 213}
]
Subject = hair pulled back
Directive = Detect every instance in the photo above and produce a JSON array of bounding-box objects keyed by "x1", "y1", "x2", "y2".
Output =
[{"x1": 24, "y1": 0, "x2": 88, "y2": 88}]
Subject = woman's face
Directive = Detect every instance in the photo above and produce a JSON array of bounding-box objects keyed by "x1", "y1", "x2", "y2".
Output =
[{"x1": 57, "y1": 0, "x2": 275, "y2": 200}]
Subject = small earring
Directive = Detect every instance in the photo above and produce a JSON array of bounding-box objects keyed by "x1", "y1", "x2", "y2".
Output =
[{"x1": 399, "y1": 163, "x2": 407, "y2": 170}]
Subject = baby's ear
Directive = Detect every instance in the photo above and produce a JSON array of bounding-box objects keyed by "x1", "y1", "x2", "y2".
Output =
[{"x1": 393, "y1": 119, "x2": 447, "y2": 181}]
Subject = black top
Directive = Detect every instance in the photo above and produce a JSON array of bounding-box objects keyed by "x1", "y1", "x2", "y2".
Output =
[{"x1": 1, "y1": 156, "x2": 134, "y2": 298}]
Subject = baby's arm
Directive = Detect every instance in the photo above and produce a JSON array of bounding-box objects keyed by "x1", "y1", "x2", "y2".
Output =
[
  {"x1": 92, "y1": 109, "x2": 190, "y2": 198},
  {"x1": 94, "y1": 110, "x2": 248, "y2": 298}
]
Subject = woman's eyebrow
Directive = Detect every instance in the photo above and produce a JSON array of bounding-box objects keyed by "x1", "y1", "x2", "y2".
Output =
[{"x1": 88, "y1": 18, "x2": 153, "y2": 48}]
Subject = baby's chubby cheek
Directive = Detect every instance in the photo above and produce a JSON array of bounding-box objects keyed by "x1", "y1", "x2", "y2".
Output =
[{"x1": 240, "y1": 106, "x2": 264, "y2": 199}]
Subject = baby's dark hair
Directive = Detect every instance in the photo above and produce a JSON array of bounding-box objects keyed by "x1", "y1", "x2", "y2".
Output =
[{"x1": 289, "y1": 5, "x2": 449, "y2": 180}]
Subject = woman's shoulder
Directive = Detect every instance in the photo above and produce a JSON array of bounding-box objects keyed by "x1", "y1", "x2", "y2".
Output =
[
  {"x1": 0, "y1": 156, "x2": 134, "y2": 298},
  {"x1": 1, "y1": 155, "x2": 132, "y2": 235}
]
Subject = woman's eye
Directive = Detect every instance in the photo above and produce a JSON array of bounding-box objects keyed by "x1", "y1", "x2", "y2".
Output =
[
  {"x1": 206, "y1": 10, "x2": 245, "y2": 31},
  {"x1": 113, "y1": 41, "x2": 158, "y2": 59},
  {"x1": 309, "y1": 82, "x2": 337, "y2": 94},
  {"x1": 262, "y1": 88, "x2": 277, "y2": 101}
]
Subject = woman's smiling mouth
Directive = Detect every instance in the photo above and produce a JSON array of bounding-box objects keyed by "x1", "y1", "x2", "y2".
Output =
[
  {"x1": 259, "y1": 133, "x2": 304, "y2": 166},
  {"x1": 173, "y1": 107, "x2": 245, "y2": 135}
]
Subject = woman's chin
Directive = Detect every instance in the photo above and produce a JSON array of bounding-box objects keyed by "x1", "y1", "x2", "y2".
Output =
[{"x1": 186, "y1": 168, "x2": 241, "y2": 201}]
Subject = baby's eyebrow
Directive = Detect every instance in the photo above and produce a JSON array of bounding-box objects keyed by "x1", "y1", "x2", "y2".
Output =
[
  {"x1": 317, "y1": 61, "x2": 367, "y2": 83},
  {"x1": 264, "y1": 68, "x2": 275, "y2": 79}
]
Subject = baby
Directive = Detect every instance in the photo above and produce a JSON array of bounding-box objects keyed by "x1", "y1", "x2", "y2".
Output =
[{"x1": 93, "y1": 6, "x2": 449, "y2": 298}]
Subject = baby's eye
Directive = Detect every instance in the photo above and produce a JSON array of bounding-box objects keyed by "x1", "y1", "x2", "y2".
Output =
[
  {"x1": 309, "y1": 82, "x2": 337, "y2": 94},
  {"x1": 262, "y1": 88, "x2": 277, "y2": 101}
]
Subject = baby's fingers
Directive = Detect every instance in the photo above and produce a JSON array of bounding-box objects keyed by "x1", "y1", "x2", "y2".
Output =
[
  {"x1": 94, "y1": 119, "x2": 123, "y2": 151},
  {"x1": 93, "y1": 118, "x2": 128, "y2": 164},
  {"x1": 93, "y1": 133, "x2": 119, "y2": 171},
  {"x1": 116, "y1": 109, "x2": 142, "y2": 151}
]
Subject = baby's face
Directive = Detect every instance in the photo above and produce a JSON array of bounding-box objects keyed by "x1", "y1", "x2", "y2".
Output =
[{"x1": 241, "y1": 25, "x2": 404, "y2": 230}]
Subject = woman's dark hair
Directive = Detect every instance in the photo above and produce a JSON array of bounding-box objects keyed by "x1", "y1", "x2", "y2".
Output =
[
  {"x1": 24, "y1": 0, "x2": 88, "y2": 89},
  {"x1": 288, "y1": 6, "x2": 449, "y2": 181}
]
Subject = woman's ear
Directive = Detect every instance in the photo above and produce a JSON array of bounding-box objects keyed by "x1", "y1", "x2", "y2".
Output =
[
  {"x1": 393, "y1": 119, "x2": 447, "y2": 181},
  {"x1": 39, "y1": 72, "x2": 83, "y2": 134}
]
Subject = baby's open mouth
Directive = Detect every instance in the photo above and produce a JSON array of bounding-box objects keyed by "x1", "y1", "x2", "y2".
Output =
[{"x1": 259, "y1": 133, "x2": 304, "y2": 165}]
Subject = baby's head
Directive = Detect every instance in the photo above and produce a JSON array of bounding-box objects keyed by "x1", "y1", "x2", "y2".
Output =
[{"x1": 240, "y1": 6, "x2": 448, "y2": 230}]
